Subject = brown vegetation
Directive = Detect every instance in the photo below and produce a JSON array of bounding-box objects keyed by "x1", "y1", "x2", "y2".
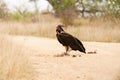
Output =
[
  {"x1": 0, "y1": 35, "x2": 34, "y2": 80},
  {"x1": 0, "y1": 14, "x2": 120, "y2": 42}
]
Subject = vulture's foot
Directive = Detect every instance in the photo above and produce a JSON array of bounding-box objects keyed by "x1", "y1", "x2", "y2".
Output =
[{"x1": 64, "y1": 52, "x2": 70, "y2": 56}]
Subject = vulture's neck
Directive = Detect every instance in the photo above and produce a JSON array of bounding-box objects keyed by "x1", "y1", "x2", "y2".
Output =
[
  {"x1": 60, "y1": 28, "x2": 65, "y2": 33},
  {"x1": 60, "y1": 30, "x2": 65, "y2": 33}
]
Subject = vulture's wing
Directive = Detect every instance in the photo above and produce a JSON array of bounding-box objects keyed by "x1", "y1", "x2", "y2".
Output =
[
  {"x1": 56, "y1": 32, "x2": 75, "y2": 46},
  {"x1": 74, "y1": 38, "x2": 86, "y2": 53},
  {"x1": 56, "y1": 32, "x2": 86, "y2": 53}
]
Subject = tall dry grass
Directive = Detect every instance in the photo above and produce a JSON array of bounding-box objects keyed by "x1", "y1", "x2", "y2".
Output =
[
  {"x1": 67, "y1": 25, "x2": 120, "y2": 42},
  {"x1": 0, "y1": 14, "x2": 59, "y2": 38},
  {"x1": 0, "y1": 35, "x2": 34, "y2": 80},
  {"x1": 0, "y1": 14, "x2": 120, "y2": 42}
]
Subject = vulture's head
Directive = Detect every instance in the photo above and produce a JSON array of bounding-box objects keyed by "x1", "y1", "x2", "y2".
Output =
[{"x1": 56, "y1": 24, "x2": 64, "y2": 33}]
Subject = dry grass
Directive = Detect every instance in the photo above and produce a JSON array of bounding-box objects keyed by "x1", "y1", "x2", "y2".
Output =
[
  {"x1": 0, "y1": 35, "x2": 34, "y2": 80},
  {"x1": 67, "y1": 26, "x2": 120, "y2": 42},
  {"x1": 0, "y1": 14, "x2": 59, "y2": 38},
  {"x1": 0, "y1": 14, "x2": 120, "y2": 42}
]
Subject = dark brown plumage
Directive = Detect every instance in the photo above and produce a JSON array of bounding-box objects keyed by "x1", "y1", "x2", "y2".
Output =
[{"x1": 56, "y1": 24, "x2": 86, "y2": 55}]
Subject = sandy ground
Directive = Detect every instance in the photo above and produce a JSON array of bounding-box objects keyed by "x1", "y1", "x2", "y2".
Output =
[{"x1": 9, "y1": 36, "x2": 120, "y2": 80}]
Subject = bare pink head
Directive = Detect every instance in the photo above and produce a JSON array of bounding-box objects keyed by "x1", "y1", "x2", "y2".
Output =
[
  {"x1": 57, "y1": 24, "x2": 64, "y2": 28},
  {"x1": 56, "y1": 24, "x2": 64, "y2": 33}
]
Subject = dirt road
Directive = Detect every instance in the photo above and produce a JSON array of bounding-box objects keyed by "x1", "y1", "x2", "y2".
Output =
[{"x1": 10, "y1": 36, "x2": 120, "y2": 80}]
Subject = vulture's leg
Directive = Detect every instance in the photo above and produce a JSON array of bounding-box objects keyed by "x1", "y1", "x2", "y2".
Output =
[{"x1": 64, "y1": 46, "x2": 69, "y2": 55}]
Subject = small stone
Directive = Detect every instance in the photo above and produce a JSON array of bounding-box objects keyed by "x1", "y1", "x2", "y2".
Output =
[
  {"x1": 79, "y1": 55, "x2": 81, "y2": 57},
  {"x1": 72, "y1": 55, "x2": 76, "y2": 57}
]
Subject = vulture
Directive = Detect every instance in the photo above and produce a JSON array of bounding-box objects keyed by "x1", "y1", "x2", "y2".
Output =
[{"x1": 56, "y1": 24, "x2": 86, "y2": 55}]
